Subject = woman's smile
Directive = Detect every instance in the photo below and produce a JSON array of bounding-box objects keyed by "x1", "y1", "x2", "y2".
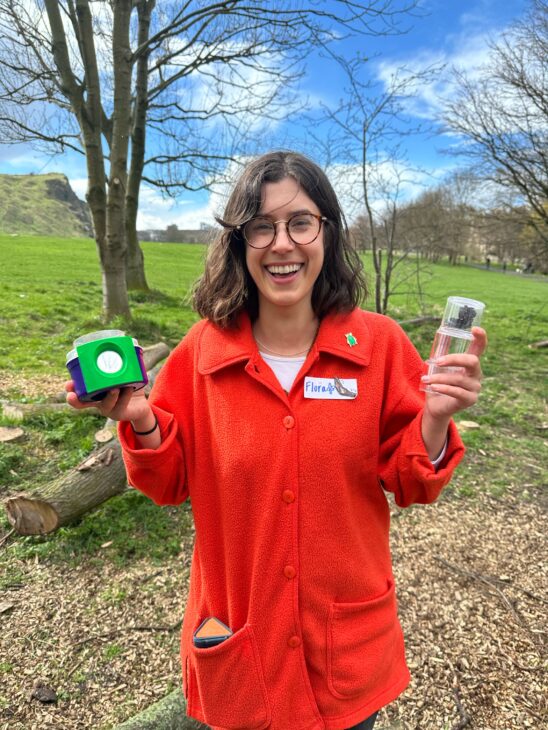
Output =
[{"x1": 264, "y1": 261, "x2": 304, "y2": 282}]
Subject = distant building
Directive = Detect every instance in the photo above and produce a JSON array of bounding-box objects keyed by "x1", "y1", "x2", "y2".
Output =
[{"x1": 138, "y1": 223, "x2": 217, "y2": 243}]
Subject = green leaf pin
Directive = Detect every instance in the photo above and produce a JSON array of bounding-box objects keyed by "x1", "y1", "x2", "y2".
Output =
[{"x1": 345, "y1": 332, "x2": 358, "y2": 347}]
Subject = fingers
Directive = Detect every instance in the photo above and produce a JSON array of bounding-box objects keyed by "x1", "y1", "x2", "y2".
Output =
[
  {"x1": 107, "y1": 387, "x2": 135, "y2": 419},
  {"x1": 94, "y1": 388, "x2": 121, "y2": 417},
  {"x1": 66, "y1": 391, "x2": 96, "y2": 410},
  {"x1": 423, "y1": 370, "x2": 481, "y2": 398},
  {"x1": 467, "y1": 327, "x2": 488, "y2": 358},
  {"x1": 424, "y1": 328, "x2": 487, "y2": 418},
  {"x1": 425, "y1": 381, "x2": 481, "y2": 407},
  {"x1": 434, "y1": 351, "x2": 482, "y2": 379},
  {"x1": 66, "y1": 386, "x2": 121, "y2": 415}
]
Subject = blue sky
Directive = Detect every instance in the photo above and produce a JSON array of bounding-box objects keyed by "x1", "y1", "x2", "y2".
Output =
[{"x1": 0, "y1": 0, "x2": 529, "y2": 230}]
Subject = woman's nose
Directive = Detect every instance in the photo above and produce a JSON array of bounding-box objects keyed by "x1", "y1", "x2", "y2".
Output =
[{"x1": 270, "y1": 222, "x2": 295, "y2": 252}]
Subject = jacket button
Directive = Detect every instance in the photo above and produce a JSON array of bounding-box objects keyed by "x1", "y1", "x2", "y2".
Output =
[
  {"x1": 282, "y1": 490, "x2": 295, "y2": 503},
  {"x1": 284, "y1": 565, "x2": 296, "y2": 579},
  {"x1": 283, "y1": 415, "x2": 295, "y2": 429},
  {"x1": 288, "y1": 635, "x2": 301, "y2": 648}
]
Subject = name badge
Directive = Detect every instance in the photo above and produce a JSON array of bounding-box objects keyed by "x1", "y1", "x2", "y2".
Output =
[{"x1": 304, "y1": 377, "x2": 358, "y2": 399}]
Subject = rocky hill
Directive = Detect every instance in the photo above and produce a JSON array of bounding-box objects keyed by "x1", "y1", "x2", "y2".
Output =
[{"x1": 0, "y1": 173, "x2": 92, "y2": 237}]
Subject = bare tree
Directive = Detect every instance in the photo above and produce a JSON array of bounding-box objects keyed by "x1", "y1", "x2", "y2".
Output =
[
  {"x1": 0, "y1": 0, "x2": 418, "y2": 320},
  {"x1": 442, "y1": 0, "x2": 548, "y2": 249},
  {"x1": 397, "y1": 172, "x2": 477, "y2": 264},
  {"x1": 313, "y1": 50, "x2": 438, "y2": 313}
]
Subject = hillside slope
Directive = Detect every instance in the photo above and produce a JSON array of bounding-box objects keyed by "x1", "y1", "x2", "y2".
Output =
[{"x1": 0, "y1": 173, "x2": 92, "y2": 237}]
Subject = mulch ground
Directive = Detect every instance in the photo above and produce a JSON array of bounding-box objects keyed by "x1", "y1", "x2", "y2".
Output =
[{"x1": 1, "y1": 485, "x2": 546, "y2": 729}]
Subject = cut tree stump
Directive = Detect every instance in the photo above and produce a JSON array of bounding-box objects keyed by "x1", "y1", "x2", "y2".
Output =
[
  {"x1": 114, "y1": 690, "x2": 206, "y2": 730},
  {"x1": 0, "y1": 426, "x2": 24, "y2": 443}
]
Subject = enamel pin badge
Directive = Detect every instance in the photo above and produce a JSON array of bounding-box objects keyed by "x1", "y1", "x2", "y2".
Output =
[
  {"x1": 304, "y1": 377, "x2": 358, "y2": 399},
  {"x1": 345, "y1": 332, "x2": 358, "y2": 347}
]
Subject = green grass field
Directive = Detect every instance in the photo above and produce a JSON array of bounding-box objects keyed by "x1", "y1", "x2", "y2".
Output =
[{"x1": 0, "y1": 234, "x2": 546, "y2": 566}]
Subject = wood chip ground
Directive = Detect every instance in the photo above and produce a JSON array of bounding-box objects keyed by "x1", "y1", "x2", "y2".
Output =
[{"x1": 1, "y1": 488, "x2": 546, "y2": 729}]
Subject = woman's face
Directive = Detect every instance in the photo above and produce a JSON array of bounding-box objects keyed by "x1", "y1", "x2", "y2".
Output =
[{"x1": 244, "y1": 177, "x2": 324, "y2": 318}]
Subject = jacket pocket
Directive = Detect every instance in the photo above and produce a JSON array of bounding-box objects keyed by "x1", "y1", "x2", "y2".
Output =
[
  {"x1": 189, "y1": 623, "x2": 271, "y2": 729},
  {"x1": 327, "y1": 579, "x2": 403, "y2": 699}
]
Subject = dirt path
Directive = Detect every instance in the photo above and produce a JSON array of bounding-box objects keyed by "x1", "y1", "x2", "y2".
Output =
[{"x1": 1, "y1": 488, "x2": 546, "y2": 730}]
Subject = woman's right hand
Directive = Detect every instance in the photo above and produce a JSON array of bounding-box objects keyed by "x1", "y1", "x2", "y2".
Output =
[{"x1": 65, "y1": 381, "x2": 153, "y2": 425}]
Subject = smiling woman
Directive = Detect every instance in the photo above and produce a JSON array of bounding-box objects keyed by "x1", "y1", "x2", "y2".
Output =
[
  {"x1": 243, "y1": 178, "x2": 326, "y2": 341},
  {"x1": 65, "y1": 150, "x2": 487, "y2": 730},
  {"x1": 193, "y1": 151, "x2": 365, "y2": 331}
]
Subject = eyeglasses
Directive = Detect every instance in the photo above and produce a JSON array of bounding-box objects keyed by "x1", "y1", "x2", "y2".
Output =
[{"x1": 239, "y1": 213, "x2": 327, "y2": 249}]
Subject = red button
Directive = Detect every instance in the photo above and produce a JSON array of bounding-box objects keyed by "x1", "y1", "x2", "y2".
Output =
[
  {"x1": 288, "y1": 635, "x2": 301, "y2": 648},
  {"x1": 283, "y1": 415, "x2": 295, "y2": 429},
  {"x1": 284, "y1": 565, "x2": 296, "y2": 579},
  {"x1": 282, "y1": 490, "x2": 295, "y2": 503}
]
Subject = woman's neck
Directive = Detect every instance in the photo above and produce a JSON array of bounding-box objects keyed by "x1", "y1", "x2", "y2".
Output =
[{"x1": 253, "y1": 304, "x2": 319, "y2": 357}]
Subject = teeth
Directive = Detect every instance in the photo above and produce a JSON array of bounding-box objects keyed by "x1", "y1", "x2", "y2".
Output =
[{"x1": 266, "y1": 264, "x2": 302, "y2": 275}]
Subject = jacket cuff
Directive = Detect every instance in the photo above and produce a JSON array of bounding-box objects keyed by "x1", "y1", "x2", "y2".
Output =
[
  {"x1": 118, "y1": 405, "x2": 179, "y2": 466},
  {"x1": 400, "y1": 413, "x2": 465, "y2": 489}
]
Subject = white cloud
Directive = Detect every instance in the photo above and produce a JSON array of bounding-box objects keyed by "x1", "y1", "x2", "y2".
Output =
[
  {"x1": 374, "y1": 15, "x2": 511, "y2": 122},
  {"x1": 136, "y1": 186, "x2": 216, "y2": 230},
  {"x1": 325, "y1": 160, "x2": 453, "y2": 223},
  {"x1": 69, "y1": 178, "x2": 88, "y2": 201},
  {"x1": 136, "y1": 156, "x2": 253, "y2": 230}
]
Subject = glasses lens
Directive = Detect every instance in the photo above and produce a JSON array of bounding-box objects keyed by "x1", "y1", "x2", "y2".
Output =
[
  {"x1": 288, "y1": 214, "x2": 320, "y2": 244},
  {"x1": 243, "y1": 217, "x2": 275, "y2": 248},
  {"x1": 243, "y1": 214, "x2": 322, "y2": 247}
]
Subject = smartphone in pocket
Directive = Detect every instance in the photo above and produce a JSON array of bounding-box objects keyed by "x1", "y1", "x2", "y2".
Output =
[{"x1": 193, "y1": 617, "x2": 233, "y2": 648}]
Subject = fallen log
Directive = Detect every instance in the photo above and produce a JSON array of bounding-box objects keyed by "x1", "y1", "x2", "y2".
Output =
[
  {"x1": 1, "y1": 342, "x2": 171, "y2": 421},
  {"x1": 4, "y1": 440, "x2": 128, "y2": 535},
  {"x1": 3, "y1": 349, "x2": 171, "y2": 536},
  {"x1": 114, "y1": 690, "x2": 206, "y2": 730}
]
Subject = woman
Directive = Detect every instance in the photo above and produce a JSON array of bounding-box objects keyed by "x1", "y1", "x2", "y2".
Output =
[{"x1": 67, "y1": 151, "x2": 486, "y2": 730}]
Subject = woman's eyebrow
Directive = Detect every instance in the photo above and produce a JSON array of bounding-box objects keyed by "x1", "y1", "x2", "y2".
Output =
[{"x1": 256, "y1": 208, "x2": 315, "y2": 219}]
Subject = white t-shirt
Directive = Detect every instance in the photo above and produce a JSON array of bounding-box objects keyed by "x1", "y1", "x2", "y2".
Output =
[{"x1": 258, "y1": 351, "x2": 306, "y2": 394}]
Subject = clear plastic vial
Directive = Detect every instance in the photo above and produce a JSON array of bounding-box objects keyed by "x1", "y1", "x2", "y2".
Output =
[{"x1": 421, "y1": 296, "x2": 485, "y2": 394}]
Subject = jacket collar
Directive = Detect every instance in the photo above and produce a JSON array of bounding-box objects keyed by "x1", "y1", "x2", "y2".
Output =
[
  {"x1": 314, "y1": 309, "x2": 372, "y2": 366},
  {"x1": 197, "y1": 308, "x2": 372, "y2": 374}
]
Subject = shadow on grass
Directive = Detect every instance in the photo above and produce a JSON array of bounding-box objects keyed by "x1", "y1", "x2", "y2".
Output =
[{"x1": 128, "y1": 288, "x2": 182, "y2": 307}]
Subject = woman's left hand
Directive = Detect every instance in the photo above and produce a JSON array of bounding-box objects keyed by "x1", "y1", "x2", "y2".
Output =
[{"x1": 422, "y1": 327, "x2": 487, "y2": 420}]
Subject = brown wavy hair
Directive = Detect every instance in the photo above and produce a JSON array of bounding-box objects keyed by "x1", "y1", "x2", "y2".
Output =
[{"x1": 192, "y1": 151, "x2": 367, "y2": 327}]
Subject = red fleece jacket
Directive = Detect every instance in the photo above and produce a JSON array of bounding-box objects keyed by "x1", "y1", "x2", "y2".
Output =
[{"x1": 119, "y1": 308, "x2": 465, "y2": 730}]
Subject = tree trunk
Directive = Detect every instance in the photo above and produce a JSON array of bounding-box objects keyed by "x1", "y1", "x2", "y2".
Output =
[
  {"x1": 125, "y1": 0, "x2": 154, "y2": 292},
  {"x1": 102, "y1": 258, "x2": 131, "y2": 320},
  {"x1": 5, "y1": 441, "x2": 127, "y2": 535},
  {"x1": 114, "y1": 690, "x2": 206, "y2": 730},
  {"x1": 126, "y1": 228, "x2": 149, "y2": 290},
  {"x1": 102, "y1": 0, "x2": 134, "y2": 319}
]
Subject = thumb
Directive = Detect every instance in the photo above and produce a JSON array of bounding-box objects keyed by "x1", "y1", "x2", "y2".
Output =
[{"x1": 468, "y1": 327, "x2": 487, "y2": 357}]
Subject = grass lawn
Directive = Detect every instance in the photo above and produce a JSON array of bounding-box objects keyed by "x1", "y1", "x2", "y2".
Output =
[{"x1": 0, "y1": 234, "x2": 546, "y2": 566}]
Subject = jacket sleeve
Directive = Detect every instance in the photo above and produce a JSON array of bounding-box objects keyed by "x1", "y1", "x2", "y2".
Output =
[
  {"x1": 117, "y1": 328, "x2": 199, "y2": 506},
  {"x1": 377, "y1": 323, "x2": 465, "y2": 508}
]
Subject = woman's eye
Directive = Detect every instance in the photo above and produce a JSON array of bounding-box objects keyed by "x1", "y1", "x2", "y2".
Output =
[
  {"x1": 251, "y1": 221, "x2": 273, "y2": 233},
  {"x1": 290, "y1": 216, "x2": 312, "y2": 229}
]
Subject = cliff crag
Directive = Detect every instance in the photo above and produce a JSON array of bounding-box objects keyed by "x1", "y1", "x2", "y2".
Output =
[{"x1": 0, "y1": 173, "x2": 92, "y2": 237}]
